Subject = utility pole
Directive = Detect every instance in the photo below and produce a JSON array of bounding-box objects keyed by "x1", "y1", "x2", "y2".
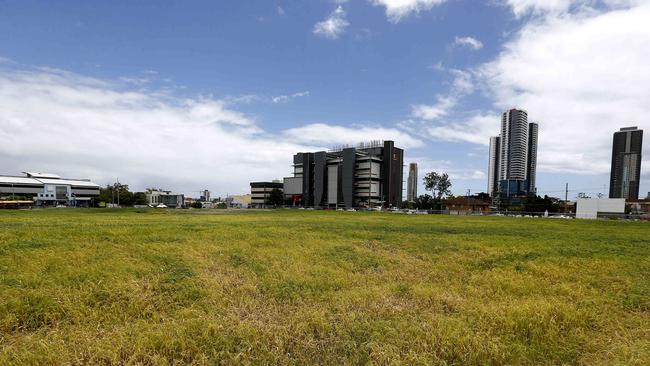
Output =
[
  {"x1": 564, "y1": 183, "x2": 569, "y2": 213},
  {"x1": 116, "y1": 178, "x2": 120, "y2": 207}
]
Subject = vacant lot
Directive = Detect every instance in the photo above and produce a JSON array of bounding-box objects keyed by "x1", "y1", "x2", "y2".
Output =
[{"x1": 0, "y1": 209, "x2": 648, "y2": 365}]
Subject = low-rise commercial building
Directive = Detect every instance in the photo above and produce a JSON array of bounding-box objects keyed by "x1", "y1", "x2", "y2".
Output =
[
  {"x1": 576, "y1": 198, "x2": 625, "y2": 219},
  {"x1": 444, "y1": 197, "x2": 491, "y2": 214},
  {"x1": 229, "y1": 194, "x2": 252, "y2": 208},
  {"x1": 146, "y1": 189, "x2": 184, "y2": 208},
  {"x1": 0, "y1": 172, "x2": 100, "y2": 206},
  {"x1": 250, "y1": 181, "x2": 283, "y2": 208}
]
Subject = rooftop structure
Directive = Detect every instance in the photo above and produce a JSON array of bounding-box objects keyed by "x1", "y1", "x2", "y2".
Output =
[{"x1": 0, "y1": 172, "x2": 100, "y2": 206}]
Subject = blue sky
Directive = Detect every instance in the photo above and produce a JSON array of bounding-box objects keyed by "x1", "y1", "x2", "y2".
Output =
[{"x1": 0, "y1": 0, "x2": 648, "y2": 199}]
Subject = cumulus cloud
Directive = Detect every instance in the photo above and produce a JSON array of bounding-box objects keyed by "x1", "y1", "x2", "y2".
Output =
[
  {"x1": 410, "y1": 68, "x2": 474, "y2": 121},
  {"x1": 454, "y1": 36, "x2": 483, "y2": 50},
  {"x1": 405, "y1": 156, "x2": 487, "y2": 196},
  {"x1": 503, "y1": 0, "x2": 643, "y2": 17},
  {"x1": 426, "y1": 113, "x2": 499, "y2": 146},
  {"x1": 370, "y1": 0, "x2": 447, "y2": 22},
  {"x1": 411, "y1": 98, "x2": 455, "y2": 120},
  {"x1": 282, "y1": 123, "x2": 424, "y2": 149},
  {"x1": 0, "y1": 66, "x2": 313, "y2": 195},
  {"x1": 313, "y1": 6, "x2": 349, "y2": 39},
  {"x1": 418, "y1": 1, "x2": 649, "y2": 177},
  {"x1": 479, "y1": 2, "x2": 650, "y2": 174},
  {"x1": 272, "y1": 91, "x2": 310, "y2": 104}
]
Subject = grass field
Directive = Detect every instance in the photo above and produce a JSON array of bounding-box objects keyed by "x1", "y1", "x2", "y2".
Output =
[{"x1": 0, "y1": 209, "x2": 648, "y2": 365}]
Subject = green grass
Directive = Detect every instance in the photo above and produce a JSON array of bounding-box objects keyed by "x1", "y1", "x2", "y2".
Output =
[{"x1": 0, "y1": 209, "x2": 648, "y2": 365}]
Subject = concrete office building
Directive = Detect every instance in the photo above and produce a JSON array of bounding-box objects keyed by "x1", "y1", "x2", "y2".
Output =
[
  {"x1": 488, "y1": 109, "x2": 539, "y2": 199},
  {"x1": 288, "y1": 140, "x2": 404, "y2": 208},
  {"x1": 201, "y1": 190, "x2": 211, "y2": 202},
  {"x1": 250, "y1": 181, "x2": 283, "y2": 208},
  {"x1": 0, "y1": 171, "x2": 100, "y2": 206},
  {"x1": 407, "y1": 163, "x2": 418, "y2": 202},
  {"x1": 146, "y1": 189, "x2": 184, "y2": 208},
  {"x1": 487, "y1": 136, "x2": 500, "y2": 197},
  {"x1": 609, "y1": 127, "x2": 643, "y2": 199}
]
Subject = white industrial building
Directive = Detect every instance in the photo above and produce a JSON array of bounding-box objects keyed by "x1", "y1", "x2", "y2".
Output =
[
  {"x1": 146, "y1": 189, "x2": 184, "y2": 208},
  {"x1": 0, "y1": 172, "x2": 100, "y2": 206},
  {"x1": 575, "y1": 198, "x2": 626, "y2": 219}
]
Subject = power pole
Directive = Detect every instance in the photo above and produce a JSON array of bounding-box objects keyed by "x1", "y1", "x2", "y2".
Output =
[{"x1": 564, "y1": 183, "x2": 569, "y2": 213}]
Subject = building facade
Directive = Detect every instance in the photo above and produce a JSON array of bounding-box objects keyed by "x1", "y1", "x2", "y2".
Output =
[
  {"x1": 407, "y1": 162, "x2": 418, "y2": 202},
  {"x1": 488, "y1": 109, "x2": 539, "y2": 199},
  {"x1": 526, "y1": 122, "x2": 538, "y2": 194},
  {"x1": 287, "y1": 140, "x2": 404, "y2": 208},
  {"x1": 146, "y1": 189, "x2": 184, "y2": 208},
  {"x1": 487, "y1": 136, "x2": 500, "y2": 196},
  {"x1": 250, "y1": 181, "x2": 283, "y2": 208},
  {"x1": 0, "y1": 172, "x2": 100, "y2": 206},
  {"x1": 609, "y1": 127, "x2": 643, "y2": 199}
]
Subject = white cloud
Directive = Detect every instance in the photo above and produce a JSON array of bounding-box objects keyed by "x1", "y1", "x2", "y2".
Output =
[
  {"x1": 426, "y1": 113, "x2": 498, "y2": 146},
  {"x1": 454, "y1": 36, "x2": 483, "y2": 50},
  {"x1": 272, "y1": 91, "x2": 310, "y2": 103},
  {"x1": 277, "y1": 6, "x2": 285, "y2": 15},
  {"x1": 410, "y1": 68, "x2": 474, "y2": 121},
  {"x1": 0, "y1": 67, "x2": 313, "y2": 195},
  {"x1": 370, "y1": 0, "x2": 447, "y2": 22},
  {"x1": 422, "y1": 2, "x2": 649, "y2": 177},
  {"x1": 504, "y1": 0, "x2": 584, "y2": 17},
  {"x1": 406, "y1": 157, "x2": 487, "y2": 196},
  {"x1": 503, "y1": 0, "x2": 643, "y2": 17},
  {"x1": 478, "y1": 2, "x2": 650, "y2": 175},
  {"x1": 282, "y1": 123, "x2": 423, "y2": 149},
  {"x1": 313, "y1": 6, "x2": 349, "y2": 39},
  {"x1": 119, "y1": 76, "x2": 150, "y2": 85},
  {"x1": 411, "y1": 98, "x2": 455, "y2": 120}
]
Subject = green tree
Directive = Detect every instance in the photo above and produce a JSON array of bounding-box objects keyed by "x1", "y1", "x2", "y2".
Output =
[
  {"x1": 191, "y1": 201, "x2": 203, "y2": 209},
  {"x1": 423, "y1": 172, "x2": 452, "y2": 209},
  {"x1": 133, "y1": 192, "x2": 148, "y2": 206},
  {"x1": 268, "y1": 188, "x2": 284, "y2": 207},
  {"x1": 98, "y1": 183, "x2": 140, "y2": 207},
  {"x1": 414, "y1": 194, "x2": 434, "y2": 210}
]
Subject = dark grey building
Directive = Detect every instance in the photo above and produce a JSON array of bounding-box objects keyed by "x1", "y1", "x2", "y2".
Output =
[
  {"x1": 609, "y1": 127, "x2": 643, "y2": 199},
  {"x1": 526, "y1": 122, "x2": 538, "y2": 194},
  {"x1": 407, "y1": 162, "x2": 418, "y2": 202},
  {"x1": 289, "y1": 140, "x2": 404, "y2": 208},
  {"x1": 250, "y1": 181, "x2": 283, "y2": 208},
  {"x1": 488, "y1": 109, "x2": 539, "y2": 199}
]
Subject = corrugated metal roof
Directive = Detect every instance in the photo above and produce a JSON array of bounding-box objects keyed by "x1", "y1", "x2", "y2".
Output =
[
  {"x1": 0, "y1": 173, "x2": 100, "y2": 188},
  {"x1": 23, "y1": 172, "x2": 61, "y2": 179},
  {"x1": 0, "y1": 176, "x2": 42, "y2": 185},
  {"x1": 36, "y1": 178, "x2": 100, "y2": 188}
]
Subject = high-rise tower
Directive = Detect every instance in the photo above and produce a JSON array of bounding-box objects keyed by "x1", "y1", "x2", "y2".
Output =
[
  {"x1": 487, "y1": 136, "x2": 500, "y2": 196},
  {"x1": 526, "y1": 122, "x2": 538, "y2": 194},
  {"x1": 488, "y1": 109, "x2": 538, "y2": 198},
  {"x1": 499, "y1": 109, "x2": 529, "y2": 181},
  {"x1": 609, "y1": 127, "x2": 643, "y2": 199},
  {"x1": 407, "y1": 163, "x2": 418, "y2": 202}
]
